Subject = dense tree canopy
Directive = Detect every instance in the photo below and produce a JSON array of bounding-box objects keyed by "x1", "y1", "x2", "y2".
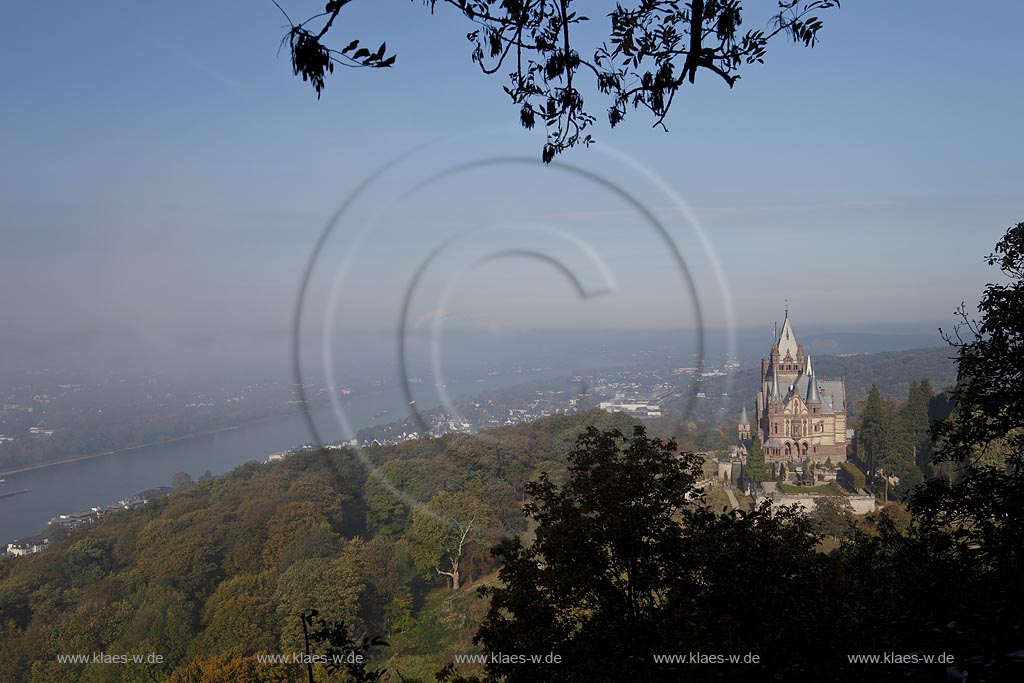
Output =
[
  {"x1": 470, "y1": 425, "x2": 705, "y2": 682},
  {"x1": 853, "y1": 380, "x2": 949, "y2": 498},
  {"x1": 278, "y1": 0, "x2": 839, "y2": 161},
  {"x1": 0, "y1": 409, "x2": 637, "y2": 683},
  {"x1": 457, "y1": 423, "x2": 929, "y2": 682}
]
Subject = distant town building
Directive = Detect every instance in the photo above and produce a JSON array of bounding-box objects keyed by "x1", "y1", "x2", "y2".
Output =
[
  {"x1": 599, "y1": 398, "x2": 663, "y2": 418},
  {"x1": 48, "y1": 487, "x2": 171, "y2": 532},
  {"x1": 50, "y1": 509, "x2": 99, "y2": 531},
  {"x1": 739, "y1": 308, "x2": 848, "y2": 463},
  {"x1": 6, "y1": 536, "x2": 48, "y2": 556}
]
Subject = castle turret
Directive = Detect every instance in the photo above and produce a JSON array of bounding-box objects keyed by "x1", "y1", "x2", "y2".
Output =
[
  {"x1": 805, "y1": 357, "x2": 821, "y2": 400},
  {"x1": 738, "y1": 405, "x2": 750, "y2": 440},
  {"x1": 805, "y1": 356, "x2": 822, "y2": 413}
]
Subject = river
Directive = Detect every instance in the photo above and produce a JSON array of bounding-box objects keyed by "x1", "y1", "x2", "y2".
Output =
[{"x1": 0, "y1": 372, "x2": 567, "y2": 545}]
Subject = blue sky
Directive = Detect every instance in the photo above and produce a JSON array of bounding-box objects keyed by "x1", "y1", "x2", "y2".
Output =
[{"x1": 1, "y1": 1, "x2": 1022, "y2": 367}]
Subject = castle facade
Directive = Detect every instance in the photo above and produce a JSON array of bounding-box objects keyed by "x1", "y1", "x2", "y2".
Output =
[{"x1": 739, "y1": 311, "x2": 847, "y2": 463}]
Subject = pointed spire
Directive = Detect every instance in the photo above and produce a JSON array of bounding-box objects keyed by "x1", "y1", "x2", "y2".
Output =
[
  {"x1": 740, "y1": 405, "x2": 749, "y2": 426},
  {"x1": 805, "y1": 356, "x2": 821, "y2": 404},
  {"x1": 805, "y1": 355, "x2": 813, "y2": 376},
  {"x1": 771, "y1": 363, "x2": 781, "y2": 400}
]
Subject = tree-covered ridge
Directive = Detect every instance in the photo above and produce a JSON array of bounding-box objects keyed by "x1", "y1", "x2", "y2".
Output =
[
  {"x1": 0, "y1": 409, "x2": 637, "y2": 683},
  {"x1": 811, "y1": 348, "x2": 956, "y2": 416}
]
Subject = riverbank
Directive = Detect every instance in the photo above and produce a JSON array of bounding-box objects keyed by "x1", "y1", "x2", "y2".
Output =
[
  {"x1": 0, "y1": 392, "x2": 392, "y2": 478},
  {"x1": 0, "y1": 404, "x2": 340, "y2": 546}
]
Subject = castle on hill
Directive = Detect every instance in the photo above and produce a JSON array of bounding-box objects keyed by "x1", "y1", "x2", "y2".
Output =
[{"x1": 738, "y1": 309, "x2": 847, "y2": 463}]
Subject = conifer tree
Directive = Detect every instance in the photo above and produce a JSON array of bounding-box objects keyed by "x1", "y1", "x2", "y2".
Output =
[{"x1": 746, "y1": 433, "x2": 767, "y2": 484}]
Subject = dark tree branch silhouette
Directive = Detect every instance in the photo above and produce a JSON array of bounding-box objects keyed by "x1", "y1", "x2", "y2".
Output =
[
  {"x1": 933, "y1": 221, "x2": 1024, "y2": 467},
  {"x1": 276, "y1": 0, "x2": 840, "y2": 161}
]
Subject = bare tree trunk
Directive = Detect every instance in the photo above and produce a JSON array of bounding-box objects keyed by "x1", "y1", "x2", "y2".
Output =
[{"x1": 436, "y1": 562, "x2": 461, "y2": 591}]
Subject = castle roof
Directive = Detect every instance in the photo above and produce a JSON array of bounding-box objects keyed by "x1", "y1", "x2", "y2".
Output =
[
  {"x1": 777, "y1": 313, "x2": 799, "y2": 360},
  {"x1": 819, "y1": 379, "x2": 845, "y2": 413},
  {"x1": 782, "y1": 371, "x2": 844, "y2": 414}
]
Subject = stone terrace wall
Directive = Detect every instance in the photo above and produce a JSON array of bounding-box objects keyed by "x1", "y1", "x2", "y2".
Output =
[{"x1": 756, "y1": 492, "x2": 877, "y2": 516}]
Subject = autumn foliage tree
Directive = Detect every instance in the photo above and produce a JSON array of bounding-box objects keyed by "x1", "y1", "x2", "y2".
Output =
[{"x1": 407, "y1": 490, "x2": 494, "y2": 590}]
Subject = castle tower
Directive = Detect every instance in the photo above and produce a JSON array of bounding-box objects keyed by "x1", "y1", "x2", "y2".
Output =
[{"x1": 738, "y1": 405, "x2": 750, "y2": 441}]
